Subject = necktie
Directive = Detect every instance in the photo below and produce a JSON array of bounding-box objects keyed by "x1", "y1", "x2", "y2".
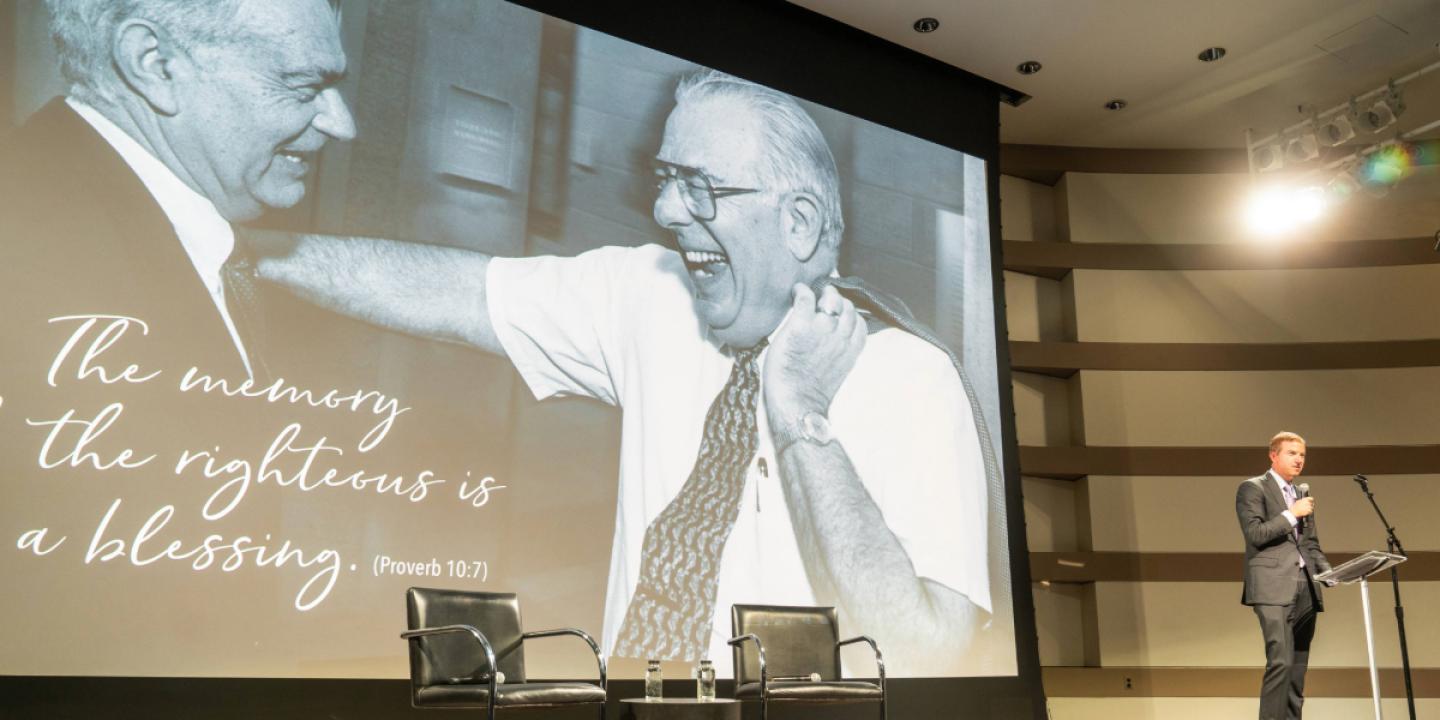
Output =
[
  {"x1": 1283, "y1": 482, "x2": 1306, "y2": 568},
  {"x1": 220, "y1": 234, "x2": 271, "y2": 384},
  {"x1": 1282, "y1": 483, "x2": 1296, "y2": 538},
  {"x1": 613, "y1": 341, "x2": 766, "y2": 660}
]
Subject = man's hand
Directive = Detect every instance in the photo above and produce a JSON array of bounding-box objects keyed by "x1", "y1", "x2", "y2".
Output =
[
  {"x1": 763, "y1": 283, "x2": 866, "y2": 427},
  {"x1": 1289, "y1": 496, "x2": 1315, "y2": 518},
  {"x1": 765, "y1": 286, "x2": 984, "y2": 672}
]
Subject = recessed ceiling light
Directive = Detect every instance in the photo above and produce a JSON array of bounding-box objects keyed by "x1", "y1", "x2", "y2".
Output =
[
  {"x1": 1016, "y1": 60, "x2": 1042, "y2": 75},
  {"x1": 1198, "y1": 47, "x2": 1227, "y2": 62},
  {"x1": 913, "y1": 17, "x2": 939, "y2": 33},
  {"x1": 1104, "y1": 99, "x2": 1128, "y2": 111}
]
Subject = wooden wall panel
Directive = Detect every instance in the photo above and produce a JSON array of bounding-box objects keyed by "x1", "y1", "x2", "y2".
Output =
[{"x1": 1019, "y1": 445, "x2": 1440, "y2": 479}]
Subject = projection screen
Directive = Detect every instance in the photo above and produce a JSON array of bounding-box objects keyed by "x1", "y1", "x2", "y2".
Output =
[{"x1": 1, "y1": 0, "x2": 1018, "y2": 684}]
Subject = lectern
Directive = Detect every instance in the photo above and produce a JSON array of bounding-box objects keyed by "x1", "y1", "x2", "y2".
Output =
[{"x1": 1314, "y1": 550, "x2": 1407, "y2": 720}]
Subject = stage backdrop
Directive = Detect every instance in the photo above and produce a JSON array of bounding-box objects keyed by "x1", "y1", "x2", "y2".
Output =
[{"x1": 2, "y1": 0, "x2": 1040, "y2": 715}]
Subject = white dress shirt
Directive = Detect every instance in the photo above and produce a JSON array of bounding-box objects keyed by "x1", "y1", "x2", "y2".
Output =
[
  {"x1": 66, "y1": 98, "x2": 252, "y2": 376},
  {"x1": 1270, "y1": 470, "x2": 1300, "y2": 528},
  {"x1": 1270, "y1": 470, "x2": 1306, "y2": 569},
  {"x1": 487, "y1": 243, "x2": 991, "y2": 675}
]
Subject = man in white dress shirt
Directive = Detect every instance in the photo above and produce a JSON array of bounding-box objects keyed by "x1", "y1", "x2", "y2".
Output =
[{"x1": 257, "y1": 70, "x2": 992, "y2": 675}]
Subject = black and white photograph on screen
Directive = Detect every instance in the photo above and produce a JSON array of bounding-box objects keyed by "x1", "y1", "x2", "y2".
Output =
[{"x1": 2, "y1": 0, "x2": 1014, "y2": 683}]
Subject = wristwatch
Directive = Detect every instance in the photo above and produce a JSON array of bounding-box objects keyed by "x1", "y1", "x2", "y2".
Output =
[{"x1": 775, "y1": 411, "x2": 834, "y2": 454}]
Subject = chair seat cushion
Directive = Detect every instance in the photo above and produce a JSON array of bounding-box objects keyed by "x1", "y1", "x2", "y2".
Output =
[
  {"x1": 735, "y1": 680, "x2": 883, "y2": 701},
  {"x1": 416, "y1": 681, "x2": 607, "y2": 708}
]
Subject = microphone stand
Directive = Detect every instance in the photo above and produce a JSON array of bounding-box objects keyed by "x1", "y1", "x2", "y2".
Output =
[{"x1": 1355, "y1": 474, "x2": 1415, "y2": 720}]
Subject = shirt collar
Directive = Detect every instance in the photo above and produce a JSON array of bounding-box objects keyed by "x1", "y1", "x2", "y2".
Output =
[
  {"x1": 1269, "y1": 469, "x2": 1293, "y2": 493},
  {"x1": 66, "y1": 98, "x2": 235, "y2": 296},
  {"x1": 713, "y1": 272, "x2": 845, "y2": 359}
]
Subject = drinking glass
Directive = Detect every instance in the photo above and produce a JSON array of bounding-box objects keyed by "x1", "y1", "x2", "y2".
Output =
[
  {"x1": 695, "y1": 660, "x2": 716, "y2": 701},
  {"x1": 645, "y1": 659, "x2": 663, "y2": 701}
]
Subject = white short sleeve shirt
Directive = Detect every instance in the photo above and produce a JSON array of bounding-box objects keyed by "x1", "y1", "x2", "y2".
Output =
[{"x1": 486, "y1": 244, "x2": 990, "y2": 669}]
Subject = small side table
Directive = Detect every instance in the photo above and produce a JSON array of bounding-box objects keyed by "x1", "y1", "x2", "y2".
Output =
[{"x1": 620, "y1": 697, "x2": 741, "y2": 720}]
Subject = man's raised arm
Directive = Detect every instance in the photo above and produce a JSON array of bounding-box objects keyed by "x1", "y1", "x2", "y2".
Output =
[
  {"x1": 764, "y1": 285, "x2": 983, "y2": 675},
  {"x1": 254, "y1": 233, "x2": 504, "y2": 355}
]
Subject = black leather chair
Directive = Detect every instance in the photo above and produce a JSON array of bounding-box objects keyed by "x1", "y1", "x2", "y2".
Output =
[
  {"x1": 401, "y1": 587, "x2": 607, "y2": 720},
  {"x1": 728, "y1": 604, "x2": 885, "y2": 720}
]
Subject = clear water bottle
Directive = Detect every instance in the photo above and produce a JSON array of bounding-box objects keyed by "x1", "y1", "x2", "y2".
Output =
[
  {"x1": 695, "y1": 659, "x2": 716, "y2": 701},
  {"x1": 645, "y1": 659, "x2": 663, "y2": 701}
]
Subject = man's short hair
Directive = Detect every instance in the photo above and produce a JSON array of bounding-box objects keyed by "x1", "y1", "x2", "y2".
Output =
[
  {"x1": 673, "y1": 69, "x2": 845, "y2": 250},
  {"x1": 1269, "y1": 431, "x2": 1306, "y2": 453},
  {"x1": 45, "y1": 0, "x2": 244, "y2": 104},
  {"x1": 45, "y1": 0, "x2": 338, "y2": 105}
]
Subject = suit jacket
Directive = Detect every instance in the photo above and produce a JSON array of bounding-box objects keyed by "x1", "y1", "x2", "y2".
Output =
[
  {"x1": 1236, "y1": 471, "x2": 1333, "y2": 609},
  {"x1": 0, "y1": 98, "x2": 250, "y2": 382},
  {"x1": 1, "y1": 98, "x2": 278, "y2": 502},
  {"x1": 1, "y1": 99, "x2": 415, "y2": 463}
]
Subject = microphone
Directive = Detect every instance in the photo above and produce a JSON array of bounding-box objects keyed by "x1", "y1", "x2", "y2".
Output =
[
  {"x1": 1296, "y1": 483, "x2": 1310, "y2": 534},
  {"x1": 1353, "y1": 474, "x2": 1370, "y2": 495}
]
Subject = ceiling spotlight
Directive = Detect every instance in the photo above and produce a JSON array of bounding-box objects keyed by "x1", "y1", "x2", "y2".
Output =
[
  {"x1": 1198, "y1": 47, "x2": 1227, "y2": 62},
  {"x1": 1243, "y1": 68, "x2": 1437, "y2": 208},
  {"x1": 1104, "y1": 99, "x2": 1127, "y2": 111},
  {"x1": 1326, "y1": 170, "x2": 1362, "y2": 201},
  {"x1": 1017, "y1": 60, "x2": 1043, "y2": 75},
  {"x1": 1284, "y1": 131, "x2": 1320, "y2": 164},
  {"x1": 1356, "y1": 85, "x2": 1405, "y2": 134},
  {"x1": 1316, "y1": 113, "x2": 1355, "y2": 147},
  {"x1": 1356, "y1": 101, "x2": 1398, "y2": 133},
  {"x1": 1250, "y1": 140, "x2": 1286, "y2": 173},
  {"x1": 1245, "y1": 185, "x2": 1328, "y2": 237},
  {"x1": 913, "y1": 17, "x2": 939, "y2": 33}
]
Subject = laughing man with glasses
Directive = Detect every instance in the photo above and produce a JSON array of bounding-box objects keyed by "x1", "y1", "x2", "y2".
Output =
[{"x1": 259, "y1": 69, "x2": 993, "y2": 675}]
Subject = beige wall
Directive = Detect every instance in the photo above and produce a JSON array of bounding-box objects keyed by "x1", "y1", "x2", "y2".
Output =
[
  {"x1": 1005, "y1": 170, "x2": 1440, "y2": 718},
  {"x1": 1091, "y1": 581, "x2": 1440, "y2": 667},
  {"x1": 1079, "y1": 367, "x2": 1440, "y2": 446},
  {"x1": 1059, "y1": 171, "x2": 1440, "y2": 245},
  {"x1": 1072, "y1": 266, "x2": 1440, "y2": 343},
  {"x1": 1087, "y1": 474, "x2": 1440, "y2": 554}
]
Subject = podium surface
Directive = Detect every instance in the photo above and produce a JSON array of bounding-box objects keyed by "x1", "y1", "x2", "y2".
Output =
[{"x1": 1314, "y1": 550, "x2": 1406, "y2": 585}]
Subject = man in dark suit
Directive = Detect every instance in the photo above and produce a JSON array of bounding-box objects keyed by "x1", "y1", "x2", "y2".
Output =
[
  {"x1": 1, "y1": 0, "x2": 354, "y2": 386},
  {"x1": 1237, "y1": 431, "x2": 1333, "y2": 720},
  {"x1": 0, "y1": 0, "x2": 359, "y2": 603}
]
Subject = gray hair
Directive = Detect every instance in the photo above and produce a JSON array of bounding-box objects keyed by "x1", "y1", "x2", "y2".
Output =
[
  {"x1": 45, "y1": 0, "x2": 338, "y2": 105},
  {"x1": 45, "y1": 0, "x2": 243, "y2": 104},
  {"x1": 674, "y1": 69, "x2": 845, "y2": 250}
]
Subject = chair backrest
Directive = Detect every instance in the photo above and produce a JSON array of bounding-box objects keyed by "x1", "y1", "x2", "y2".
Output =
[
  {"x1": 406, "y1": 587, "x2": 528, "y2": 692},
  {"x1": 731, "y1": 604, "x2": 839, "y2": 686}
]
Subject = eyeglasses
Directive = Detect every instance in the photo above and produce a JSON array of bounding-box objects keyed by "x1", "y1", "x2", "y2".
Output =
[{"x1": 653, "y1": 162, "x2": 761, "y2": 221}]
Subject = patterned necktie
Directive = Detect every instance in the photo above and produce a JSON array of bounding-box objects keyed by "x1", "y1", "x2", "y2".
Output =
[
  {"x1": 613, "y1": 341, "x2": 766, "y2": 660},
  {"x1": 1282, "y1": 481, "x2": 1309, "y2": 571},
  {"x1": 220, "y1": 234, "x2": 271, "y2": 384},
  {"x1": 1290, "y1": 480, "x2": 1301, "y2": 532},
  {"x1": 1282, "y1": 482, "x2": 1303, "y2": 548}
]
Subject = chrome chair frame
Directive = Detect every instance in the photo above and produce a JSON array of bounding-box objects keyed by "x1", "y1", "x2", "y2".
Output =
[
  {"x1": 728, "y1": 631, "x2": 886, "y2": 720},
  {"x1": 400, "y1": 623, "x2": 606, "y2": 720}
]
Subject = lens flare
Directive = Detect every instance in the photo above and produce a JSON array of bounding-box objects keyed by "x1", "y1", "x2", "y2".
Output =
[{"x1": 1358, "y1": 143, "x2": 1413, "y2": 186}]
